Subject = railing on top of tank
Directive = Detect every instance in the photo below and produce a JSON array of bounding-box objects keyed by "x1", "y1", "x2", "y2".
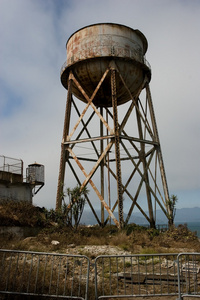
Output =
[{"x1": 0, "y1": 155, "x2": 23, "y2": 175}]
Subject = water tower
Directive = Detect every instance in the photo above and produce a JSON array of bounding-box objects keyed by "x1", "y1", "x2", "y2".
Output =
[
  {"x1": 56, "y1": 23, "x2": 170, "y2": 228},
  {"x1": 26, "y1": 162, "x2": 45, "y2": 196}
]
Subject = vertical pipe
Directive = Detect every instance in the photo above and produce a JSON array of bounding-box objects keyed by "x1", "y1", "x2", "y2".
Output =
[
  {"x1": 12, "y1": 253, "x2": 19, "y2": 290},
  {"x1": 71, "y1": 257, "x2": 75, "y2": 297},
  {"x1": 123, "y1": 256, "x2": 126, "y2": 294},
  {"x1": 27, "y1": 254, "x2": 33, "y2": 293},
  {"x1": 116, "y1": 257, "x2": 119, "y2": 294},
  {"x1": 100, "y1": 107, "x2": 104, "y2": 226},
  {"x1": 106, "y1": 110, "x2": 111, "y2": 225},
  {"x1": 56, "y1": 73, "x2": 73, "y2": 210},
  {"x1": 56, "y1": 256, "x2": 62, "y2": 295},
  {"x1": 5, "y1": 252, "x2": 13, "y2": 291},
  {"x1": 109, "y1": 257, "x2": 112, "y2": 295},
  {"x1": 42, "y1": 255, "x2": 48, "y2": 294},
  {"x1": 78, "y1": 259, "x2": 83, "y2": 297},
  {"x1": 21, "y1": 159, "x2": 23, "y2": 180},
  {"x1": 3, "y1": 156, "x2": 5, "y2": 172},
  {"x1": 94, "y1": 258, "x2": 98, "y2": 300},
  {"x1": 63, "y1": 257, "x2": 69, "y2": 295},
  {"x1": 49, "y1": 256, "x2": 54, "y2": 294},
  {"x1": 111, "y1": 64, "x2": 124, "y2": 229},
  {"x1": 34, "y1": 256, "x2": 40, "y2": 294},
  {"x1": 154, "y1": 152, "x2": 158, "y2": 223},
  {"x1": 85, "y1": 257, "x2": 90, "y2": 300},
  {"x1": 20, "y1": 253, "x2": 27, "y2": 292},
  {"x1": 177, "y1": 254, "x2": 183, "y2": 300}
]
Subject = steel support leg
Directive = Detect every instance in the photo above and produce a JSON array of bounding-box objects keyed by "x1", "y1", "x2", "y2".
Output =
[
  {"x1": 56, "y1": 75, "x2": 72, "y2": 210},
  {"x1": 146, "y1": 84, "x2": 170, "y2": 215},
  {"x1": 111, "y1": 65, "x2": 124, "y2": 228}
]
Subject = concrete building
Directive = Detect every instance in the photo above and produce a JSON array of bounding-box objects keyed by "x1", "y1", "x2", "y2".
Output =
[{"x1": 0, "y1": 155, "x2": 44, "y2": 203}]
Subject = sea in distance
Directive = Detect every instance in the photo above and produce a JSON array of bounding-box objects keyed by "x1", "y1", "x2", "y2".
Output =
[{"x1": 82, "y1": 209, "x2": 200, "y2": 237}]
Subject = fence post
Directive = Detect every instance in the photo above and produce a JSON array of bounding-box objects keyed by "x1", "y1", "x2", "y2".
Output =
[
  {"x1": 95, "y1": 257, "x2": 98, "y2": 300},
  {"x1": 177, "y1": 253, "x2": 183, "y2": 300}
]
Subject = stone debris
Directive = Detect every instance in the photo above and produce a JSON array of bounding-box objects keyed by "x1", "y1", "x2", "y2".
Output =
[
  {"x1": 51, "y1": 240, "x2": 60, "y2": 245},
  {"x1": 65, "y1": 244, "x2": 132, "y2": 257}
]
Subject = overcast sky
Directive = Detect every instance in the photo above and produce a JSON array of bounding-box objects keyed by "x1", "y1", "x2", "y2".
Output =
[{"x1": 0, "y1": 0, "x2": 199, "y2": 211}]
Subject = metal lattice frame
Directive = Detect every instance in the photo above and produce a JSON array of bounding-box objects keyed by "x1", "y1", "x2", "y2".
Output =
[{"x1": 56, "y1": 61, "x2": 170, "y2": 229}]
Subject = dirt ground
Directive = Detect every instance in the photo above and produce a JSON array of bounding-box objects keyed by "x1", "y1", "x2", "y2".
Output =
[{"x1": 1, "y1": 202, "x2": 200, "y2": 300}]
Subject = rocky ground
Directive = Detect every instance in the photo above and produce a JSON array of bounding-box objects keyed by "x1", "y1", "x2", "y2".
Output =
[
  {"x1": 1, "y1": 201, "x2": 200, "y2": 255},
  {"x1": 1, "y1": 202, "x2": 200, "y2": 300},
  {"x1": 1, "y1": 222, "x2": 200, "y2": 255}
]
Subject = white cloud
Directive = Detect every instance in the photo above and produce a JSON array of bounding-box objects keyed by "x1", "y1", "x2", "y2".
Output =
[{"x1": 0, "y1": 0, "x2": 199, "y2": 210}]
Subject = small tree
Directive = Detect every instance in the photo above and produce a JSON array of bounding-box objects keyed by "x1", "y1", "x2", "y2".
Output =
[
  {"x1": 167, "y1": 194, "x2": 178, "y2": 226},
  {"x1": 66, "y1": 185, "x2": 89, "y2": 229}
]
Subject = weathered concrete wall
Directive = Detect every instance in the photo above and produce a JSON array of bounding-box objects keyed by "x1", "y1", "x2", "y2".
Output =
[
  {"x1": 0, "y1": 171, "x2": 23, "y2": 183},
  {"x1": 0, "y1": 183, "x2": 32, "y2": 203}
]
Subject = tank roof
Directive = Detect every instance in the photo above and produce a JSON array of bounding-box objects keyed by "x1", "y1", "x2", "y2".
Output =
[
  {"x1": 28, "y1": 162, "x2": 44, "y2": 167},
  {"x1": 61, "y1": 23, "x2": 151, "y2": 107},
  {"x1": 66, "y1": 23, "x2": 148, "y2": 54}
]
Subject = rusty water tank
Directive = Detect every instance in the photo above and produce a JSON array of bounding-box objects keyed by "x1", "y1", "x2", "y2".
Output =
[
  {"x1": 26, "y1": 163, "x2": 44, "y2": 185},
  {"x1": 61, "y1": 23, "x2": 151, "y2": 107}
]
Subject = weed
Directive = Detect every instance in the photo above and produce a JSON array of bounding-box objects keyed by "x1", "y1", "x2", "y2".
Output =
[
  {"x1": 125, "y1": 223, "x2": 146, "y2": 236},
  {"x1": 147, "y1": 228, "x2": 160, "y2": 240},
  {"x1": 125, "y1": 261, "x2": 132, "y2": 268},
  {"x1": 111, "y1": 232, "x2": 128, "y2": 246},
  {"x1": 119, "y1": 243, "x2": 129, "y2": 251},
  {"x1": 140, "y1": 247, "x2": 158, "y2": 255}
]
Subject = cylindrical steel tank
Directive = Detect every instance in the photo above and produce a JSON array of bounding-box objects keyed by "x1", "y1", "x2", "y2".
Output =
[
  {"x1": 61, "y1": 23, "x2": 151, "y2": 107},
  {"x1": 26, "y1": 163, "x2": 45, "y2": 185}
]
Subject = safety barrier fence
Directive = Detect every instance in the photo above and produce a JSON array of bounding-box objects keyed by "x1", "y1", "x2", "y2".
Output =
[
  {"x1": 0, "y1": 155, "x2": 23, "y2": 175},
  {"x1": 177, "y1": 253, "x2": 200, "y2": 299},
  {"x1": 95, "y1": 253, "x2": 200, "y2": 300},
  {"x1": 95, "y1": 253, "x2": 179, "y2": 299},
  {"x1": 0, "y1": 250, "x2": 200, "y2": 299},
  {"x1": 0, "y1": 249, "x2": 90, "y2": 300}
]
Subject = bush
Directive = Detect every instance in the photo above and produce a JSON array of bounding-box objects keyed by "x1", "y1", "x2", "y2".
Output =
[
  {"x1": 125, "y1": 223, "x2": 146, "y2": 236},
  {"x1": 166, "y1": 223, "x2": 198, "y2": 242},
  {"x1": 0, "y1": 200, "x2": 47, "y2": 227}
]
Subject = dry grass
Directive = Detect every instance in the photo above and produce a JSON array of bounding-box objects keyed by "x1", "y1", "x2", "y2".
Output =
[
  {"x1": 0, "y1": 201, "x2": 200, "y2": 254},
  {"x1": 1, "y1": 202, "x2": 200, "y2": 300},
  {"x1": 1, "y1": 222, "x2": 199, "y2": 256},
  {"x1": 0, "y1": 200, "x2": 46, "y2": 227}
]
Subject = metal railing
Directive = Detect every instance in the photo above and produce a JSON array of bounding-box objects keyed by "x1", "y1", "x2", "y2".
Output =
[
  {"x1": 0, "y1": 249, "x2": 90, "y2": 300},
  {"x1": 95, "y1": 253, "x2": 179, "y2": 299},
  {"x1": 0, "y1": 155, "x2": 23, "y2": 175},
  {"x1": 177, "y1": 253, "x2": 200, "y2": 299},
  {"x1": 1, "y1": 250, "x2": 200, "y2": 299}
]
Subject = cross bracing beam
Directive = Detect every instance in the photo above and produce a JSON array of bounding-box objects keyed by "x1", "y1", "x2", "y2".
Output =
[{"x1": 56, "y1": 62, "x2": 170, "y2": 228}]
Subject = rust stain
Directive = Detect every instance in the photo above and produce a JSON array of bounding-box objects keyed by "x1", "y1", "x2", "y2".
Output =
[{"x1": 61, "y1": 23, "x2": 151, "y2": 107}]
